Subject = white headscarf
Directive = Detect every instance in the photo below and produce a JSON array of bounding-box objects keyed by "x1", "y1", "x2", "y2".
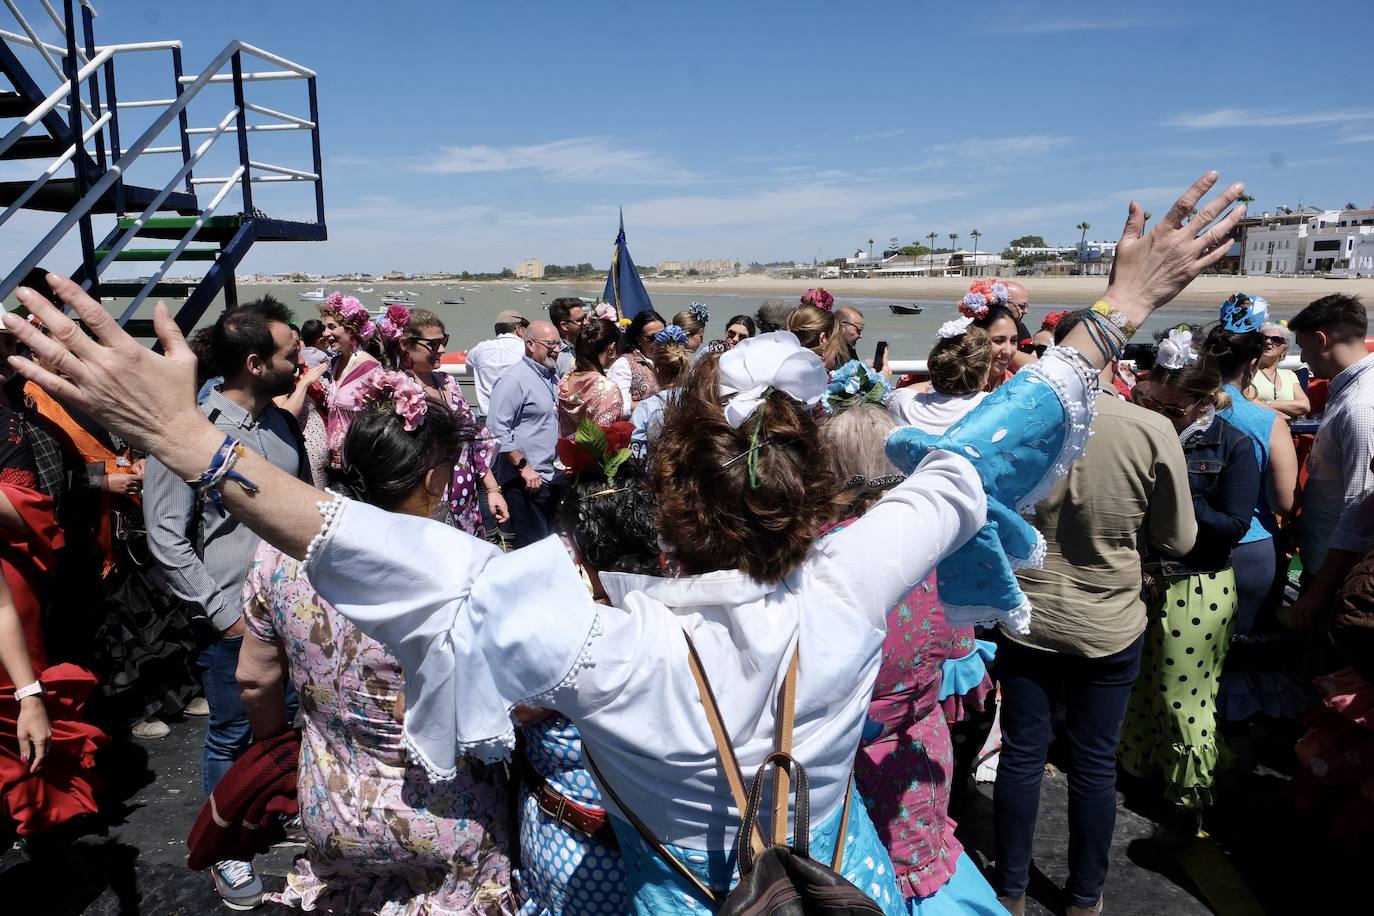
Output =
[{"x1": 717, "y1": 331, "x2": 829, "y2": 427}]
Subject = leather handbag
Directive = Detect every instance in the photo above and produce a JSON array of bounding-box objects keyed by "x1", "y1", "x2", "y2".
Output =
[{"x1": 586, "y1": 632, "x2": 883, "y2": 914}]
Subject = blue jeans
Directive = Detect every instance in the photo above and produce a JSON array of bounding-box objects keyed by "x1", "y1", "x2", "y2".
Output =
[
  {"x1": 196, "y1": 631, "x2": 297, "y2": 795},
  {"x1": 502, "y1": 479, "x2": 561, "y2": 549},
  {"x1": 993, "y1": 633, "x2": 1144, "y2": 908}
]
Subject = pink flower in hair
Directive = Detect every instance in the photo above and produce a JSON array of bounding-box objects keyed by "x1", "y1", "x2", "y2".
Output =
[
  {"x1": 592, "y1": 302, "x2": 618, "y2": 322},
  {"x1": 801, "y1": 287, "x2": 834, "y2": 311},
  {"x1": 343, "y1": 370, "x2": 429, "y2": 431},
  {"x1": 377, "y1": 304, "x2": 412, "y2": 343},
  {"x1": 358, "y1": 318, "x2": 377, "y2": 343}
]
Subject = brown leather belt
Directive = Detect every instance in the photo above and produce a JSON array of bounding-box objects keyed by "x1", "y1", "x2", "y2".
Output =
[{"x1": 522, "y1": 764, "x2": 619, "y2": 850}]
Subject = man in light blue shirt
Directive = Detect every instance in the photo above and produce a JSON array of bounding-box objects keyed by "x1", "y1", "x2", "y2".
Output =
[{"x1": 486, "y1": 319, "x2": 563, "y2": 547}]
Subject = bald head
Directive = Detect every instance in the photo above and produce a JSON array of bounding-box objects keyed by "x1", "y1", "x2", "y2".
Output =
[
  {"x1": 1004, "y1": 281, "x2": 1029, "y2": 320},
  {"x1": 525, "y1": 319, "x2": 560, "y2": 369},
  {"x1": 836, "y1": 306, "x2": 865, "y2": 347}
]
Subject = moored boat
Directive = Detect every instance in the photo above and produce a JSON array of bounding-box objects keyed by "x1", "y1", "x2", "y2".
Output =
[{"x1": 889, "y1": 303, "x2": 923, "y2": 315}]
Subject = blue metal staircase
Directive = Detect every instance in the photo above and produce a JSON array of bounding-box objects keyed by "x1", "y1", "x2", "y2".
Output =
[{"x1": 0, "y1": 1, "x2": 326, "y2": 338}]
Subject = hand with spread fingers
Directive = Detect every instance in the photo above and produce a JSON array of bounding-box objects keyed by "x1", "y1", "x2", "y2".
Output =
[{"x1": 4, "y1": 274, "x2": 204, "y2": 466}]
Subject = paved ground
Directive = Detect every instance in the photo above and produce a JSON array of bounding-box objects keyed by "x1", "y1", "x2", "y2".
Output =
[{"x1": 0, "y1": 715, "x2": 1357, "y2": 914}]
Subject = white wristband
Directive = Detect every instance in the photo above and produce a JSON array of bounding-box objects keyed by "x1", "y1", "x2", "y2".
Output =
[{"x1": 13, "y1": 681, "x2": 44, "y2": 701}]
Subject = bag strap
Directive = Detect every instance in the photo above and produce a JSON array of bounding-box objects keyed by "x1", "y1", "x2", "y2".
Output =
[
  {"x1": 832, "y1": 772, "x2": 853, "y2": 872},
  {"x1": 682, "y1": 632, "x2": 767, "y2": 858},
  {"x1": 770, "y1": 647, "x2": 798, "y2": 846},
  {"x1": 583, "y1": 747, "x2": 718, "y2": 905}
]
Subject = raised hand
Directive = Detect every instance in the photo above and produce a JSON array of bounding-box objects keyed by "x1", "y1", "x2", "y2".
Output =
[
  {"x1": 4, "y1": 274, "x2": 203, "y2": 466},
  {"x1": 1105, "y1": 171, "x2": 1248, "y2": 321}
]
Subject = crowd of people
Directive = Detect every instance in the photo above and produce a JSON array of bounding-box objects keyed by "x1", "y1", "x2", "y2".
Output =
[{"x1": 0, "y1": 173, "x2": 1370, "y2": 916}]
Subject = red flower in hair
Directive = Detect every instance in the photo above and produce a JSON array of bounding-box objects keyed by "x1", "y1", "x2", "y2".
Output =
[
  {"x1": 1040, "y1": 309, "x2": 1071, "y2": 332},
  {"x1": 557, "y1": 419, "x2": 636, "y2": 478}
]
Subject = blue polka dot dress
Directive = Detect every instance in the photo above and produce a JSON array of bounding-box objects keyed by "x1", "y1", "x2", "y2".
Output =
[{"x1": 516, "y1": 716, "x2": 628, "y2": 915}]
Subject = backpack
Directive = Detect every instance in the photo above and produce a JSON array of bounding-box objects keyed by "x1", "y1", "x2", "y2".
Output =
[{"x1": 587, "y1": 632, "x2": 884, "y2": 915}]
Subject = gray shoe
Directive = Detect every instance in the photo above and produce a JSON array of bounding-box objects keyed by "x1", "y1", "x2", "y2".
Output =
[
  {"x1": 130, "y1": 717, "x2": 170, "y2": 739},
  {"x1": 184, "y1": 697, "x2": 210, "y2": 716},
  {"x1": 210, "y1": 859, "x2": 263, "y2": 910}
]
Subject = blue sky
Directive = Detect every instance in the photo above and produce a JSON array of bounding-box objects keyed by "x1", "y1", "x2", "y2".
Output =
[{"x1": 9, "y1": 0, "x2": 1374, "y2": 274}]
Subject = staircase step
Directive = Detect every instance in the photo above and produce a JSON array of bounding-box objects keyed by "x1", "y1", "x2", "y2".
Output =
[
  {"x1": 115, "y1": 215, "x2": 242, "y2": 242},
  {"x1": 0, "y1": 135, "x2": 68, "y2": 160},
  {"x1": 95, "y1": 247, "x2": 220, "y2": 262},
  {"x1": 0, "y1": 91, "x2": 30, "y2": 118},
  {"x1": 0, "y1": 179, "x2": 199, "y2": 215},
  {"x1": 97, "y1": 281, "x2": 192, "y2": 300}
]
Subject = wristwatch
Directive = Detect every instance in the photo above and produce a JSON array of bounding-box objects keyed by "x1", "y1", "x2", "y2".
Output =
[
  {"x1": 512, "y1": 457, "x2": 528, "y2": 471},
  {"x1": 13, "y1": 681, "x2": 45, "y2": 702}
]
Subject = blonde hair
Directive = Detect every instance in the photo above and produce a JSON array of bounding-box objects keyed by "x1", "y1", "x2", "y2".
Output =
[
  {"x1": 654, "y1": 341, "x2": 691, "y2": 388},
  {"x1": 787, "y1": 304, "x2": 846, "y2": 368},
  {"x1": 672, "y1": 309, "x2": 705, "y2": 338},
  {"x1": 927, "y1": 327, "x2": 992, "y2": 396},
  {"x1": 819, "y1": 403, "x2": 900, "y2": 517}
]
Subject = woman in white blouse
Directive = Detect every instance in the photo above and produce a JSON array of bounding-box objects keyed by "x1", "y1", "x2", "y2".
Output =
[{"x1": 8, "y1": 174, "x2": 1248, "y2": 914}]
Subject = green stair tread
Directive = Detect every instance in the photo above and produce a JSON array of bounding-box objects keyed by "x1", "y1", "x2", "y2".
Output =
[
  {"x1": 114, "y1": 215, "x2": 242, "y2": 241},
  {"x1": 94, "y1": 247, "x2": 220, "y2": 262}
]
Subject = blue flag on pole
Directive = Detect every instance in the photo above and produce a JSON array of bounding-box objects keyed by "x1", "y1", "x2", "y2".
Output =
[{"x1": 602, "y1": 208, "x2": 653, "y2": 320}]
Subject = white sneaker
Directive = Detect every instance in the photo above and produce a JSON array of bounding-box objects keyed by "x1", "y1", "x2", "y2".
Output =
[
  {"x1": 210, "y1": 858, "x2": 263, "y2": 910},
  {"x1": 184, "y1": 697, "x2": 210, "y2": 716},
  {"x1": 130, "y1": 717, "x2": 170, "y2": 739}
]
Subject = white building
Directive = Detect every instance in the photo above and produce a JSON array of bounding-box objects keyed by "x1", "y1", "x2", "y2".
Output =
[
  {"x1": 515, "y1": 258, "x2": 544, "y2": 279},
  {"x1": 1242, "y1": 220, "x2": 1304, "y2": 275},
  {"x1": 1303, "y1": 208, "x2": 1374, "y2": 276}
]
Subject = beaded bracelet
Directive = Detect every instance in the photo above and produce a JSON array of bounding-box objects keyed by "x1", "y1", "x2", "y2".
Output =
[
  {"x1": 1090, "y1": 299, "x2": 1138, "y2": 339},
  {"x1": 186, "y1": 434, "x2": 260, "y2": 517},
  {"x1": 1084, "y1": 311, "x2": 1126, "y2": 360}
]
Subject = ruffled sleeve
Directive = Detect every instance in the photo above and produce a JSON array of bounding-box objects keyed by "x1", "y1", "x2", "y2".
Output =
[{"x1": 304, "y1": 496, "x2": 599, "y2": 778}]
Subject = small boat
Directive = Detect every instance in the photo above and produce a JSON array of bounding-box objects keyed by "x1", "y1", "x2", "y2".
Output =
[
  {"x1": 889, "y1": 303, "x2": 923, "y2": 315},
  {"x1": 382, "y1": 297, "x2": 415, "y2": 306},
  {"x1": 439, "y1": 297, "x2": 465, "y2": 305},
  {"x1": 355, "y1": 286, "x2": 373, "y2": 293},
  {"x1": 298, "y1": 286, "x2": 326, "y2": 301},
  {"x1": 401, "y1": 289, "x2": 418, "y2": 296}
]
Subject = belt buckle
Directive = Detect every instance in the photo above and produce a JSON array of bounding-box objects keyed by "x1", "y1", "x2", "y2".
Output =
[{"x1": 554, "y1": 792, "x2": 568, "y2": 827}]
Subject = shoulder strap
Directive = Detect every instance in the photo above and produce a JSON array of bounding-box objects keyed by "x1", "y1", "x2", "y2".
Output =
[
  {"x1": 683, "y1": 632, "x2": 767, "y2": 858},
  {"x1": 771, "y1": 646, "x2": 798, "y2": 846},
  {"x1": 583, "y1": 747, "x2": 718, "y2": 905},
  {"x1": 832, "y1": 772, "x2": 853, "y2": 872}
]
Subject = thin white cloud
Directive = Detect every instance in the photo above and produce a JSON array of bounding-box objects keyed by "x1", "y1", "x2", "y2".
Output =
[
  {"x1": 1165, "y1": 108, "x2": 1374, "y2": 129},
  {"x1": 848, "y1": 128, "x2": 906, "y2": 143},
  {"x1": 415, "y1": 137, "x2": 690, "y2": 182},
  {"x1": 994, "y1": 17, "x2": 1180, "y2": 34},
  {"x1": 1338, "y1": 133, "x2": 1374, "y2": 144}
]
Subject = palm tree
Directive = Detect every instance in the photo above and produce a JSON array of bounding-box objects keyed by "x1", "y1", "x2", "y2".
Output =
[
  {"x1": 927, "y1": 231, "x2": 938, "y2": 275},
  {"x1": 868, "y1": 238, "x2": 875, "y2": 260},
  {"x1": 1075, "y1": 221, "x2": 1091, "y2": 274},
  {"x1": 970, "y1": 229, "x2": 982, "y2": 274}
]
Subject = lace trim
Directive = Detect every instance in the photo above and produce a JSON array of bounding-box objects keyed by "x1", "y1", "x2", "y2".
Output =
[
  {"x1": 1014, "y1": 347, "x2": 1098, "y2": 515},
  {"x1": 944, "y1": 595, "x2": 1033, "y2": 635},
  {"x1": 1010, "y1": 529, "x2": 1047, "y2": 571},
  {"x1": 302, "y1": 489, "x2": 345, "y2": 568},
  {"x1": 523, "y1": 604, "x2": 604, "y2": 708}
]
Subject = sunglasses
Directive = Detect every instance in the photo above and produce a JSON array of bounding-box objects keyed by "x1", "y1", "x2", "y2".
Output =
[
  {"x1": 409, "y1": 334, "x2": 450, "y2": 352},
  {"x1": 1134, "y1": 389, "x2": 1201, "y2": 420},
  {"x1": 1032, "y1": 344, "x2": 1048, "y2": 358},
  {"x1": 1264, "y1": 336, "x2": 1287, "y2": 346}
]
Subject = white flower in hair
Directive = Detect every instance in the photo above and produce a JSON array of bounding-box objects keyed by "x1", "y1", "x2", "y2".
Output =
[
  {"x1": 938, "y1": 316, "x2": 974, "y2": 340},
  {"x1": 1156, "y1": 327, "x2": 1197, "y2": 370},
  {"x1": 717, "y1": 331, "x2": 829, "y2": 428}
]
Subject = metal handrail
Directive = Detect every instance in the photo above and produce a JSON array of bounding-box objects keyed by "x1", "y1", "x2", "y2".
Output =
[
  {"x1": 0, "y1": 43, "x2": 112, "y2": 157},
  {"x1": 0, "y1": 108, "x2": 108, "y2": 223}
]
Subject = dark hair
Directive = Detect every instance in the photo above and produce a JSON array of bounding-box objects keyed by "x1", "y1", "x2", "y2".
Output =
[
  {"x1": 1052, "y1": 309, "x2": 1091, "y2": 344},
  {"x1": 557, "y1": 461, "x2": 661, "y2": 576},
  {"x1": 620, "y1": 309, "x2": 666, "y2": 355},
  {"x1": 300, "y1": 319, "x2": 325, "y2": 348},
  {"x1": 187, "y1": 326, "x2": 216, "y2": 387},
  {"x1": 574, "y1": 318, "x2": 621, "y2": 373},
  {"x1": 549, "y1": 297, "x2": 585, "y2": 326},
  {"x1": 333, "y1": 394, "x2": 471, "y2": 511},
  {"x1": 1289, "y1": 294, "x2": 1366, "y2": 344},
  {"x1": 726, "y1": 315, "x2": 756, "y2": 337},
  {"x1": 973, "y1": 304, "x2": 1019, "y2": 333},
  {"x1": 405, "y1": 308, "x2": 445, "y2": 337},
  {"x1": 208, "y1": 295, "x2": 292, "y2": 378},
  {"x1": 1148, "y1": 353, "x2": 1228, "y2": 411},
  {"x1": 650, "y1": 356, "x2": 835, "y2": 583},
  {"x1": 928, "y1": 326, "x2": 992, "y2": 395},
  {"x1": 1201, "y1": 324, "x2": 1266, "y2": 387}
]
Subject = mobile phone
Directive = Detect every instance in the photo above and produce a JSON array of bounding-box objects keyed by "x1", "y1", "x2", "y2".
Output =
[{"x1": 873, "y1": 340, "x2": 888, "y2": 368}]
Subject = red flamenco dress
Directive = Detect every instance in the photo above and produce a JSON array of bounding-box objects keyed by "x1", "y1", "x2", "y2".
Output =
[{"x1": 0, "y1": 446, "x2": 109, "y2": 835}]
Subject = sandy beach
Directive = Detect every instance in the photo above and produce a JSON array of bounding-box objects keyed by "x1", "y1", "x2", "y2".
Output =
[{"x1": 628, "y1": 274, "x2": 1374, "y2": 311}]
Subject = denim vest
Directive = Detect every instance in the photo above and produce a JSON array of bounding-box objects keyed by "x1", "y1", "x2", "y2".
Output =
[{"x1": 1157, "y1": 416, "x2": 1260, "y2": 578}]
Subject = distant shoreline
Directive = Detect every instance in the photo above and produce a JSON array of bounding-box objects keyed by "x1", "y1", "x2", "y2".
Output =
[{"x1": 273, "y1": 274, "x2": 1374, "y2": 311}]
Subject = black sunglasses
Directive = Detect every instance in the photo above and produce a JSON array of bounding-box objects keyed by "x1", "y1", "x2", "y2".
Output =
[
  {"x1": 1264, "y1": 336, "x2": 1287, "y2": 346},
  {"x1": 409, "y1": 334, "x2": 450, "y2": 352}
]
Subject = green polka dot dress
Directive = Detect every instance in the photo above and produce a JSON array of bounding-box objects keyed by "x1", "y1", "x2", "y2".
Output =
[{"x1": 1118, "y1": 569, "x2": 1239, "y2": 810}]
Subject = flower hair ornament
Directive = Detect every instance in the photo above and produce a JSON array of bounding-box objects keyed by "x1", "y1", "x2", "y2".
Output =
[
  {"x1": 800, "y1": 287, "x2": 835, "y2": 311},
  {"x1": 320, "y1": 291, "x2": 376, "y2": 343},
  {"x1": 938, "y1": 316, "x2": 975, "y2": 340},
  {"x1": 959, "y1": 279, "x2": 1009, "y2": 320},
  {"x1": 1220, "y1": 292, "x2": 1270, "y2": 334},
  {"x1": 591, "y1": 301, "x2": 618, "y2": 323},
  {"x1": 376, "y1": 304, "x2": 412, "y2": 343},
  {"x1": 1155, "y1": 327, "x2": 1198, "y2": 371},
  {"x1": 555, "y1": 418, "x2": 634, "y2": 488},
  {"x1": 336, "y1": 369, "x2": 428, "y2": 431},
  {"x1": 653, "y1": 324, "x2": 689, "y2": 346},
  {"x1": 687, "y1": 301, "x2": 710, "y2": 324},
  {"x1": 825, "y1": 359, "x2": 893, "y2": 413},
  {"x1": 718, "y1": 331, "x2": 829, "y2": 488},
  {"x1": 1040, "y1": 309, "x2": 1071, "y2": 332}
]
